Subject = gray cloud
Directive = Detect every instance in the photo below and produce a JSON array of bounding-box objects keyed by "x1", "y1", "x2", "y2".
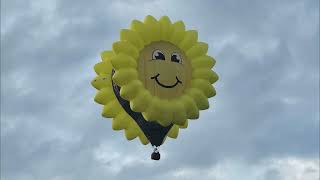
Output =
[{"x1": 1, "y1": 0, "x2": 319, "y2": 179}]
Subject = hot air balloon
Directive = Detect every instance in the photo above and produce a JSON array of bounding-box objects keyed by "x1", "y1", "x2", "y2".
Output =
[{"x1": 91, "y1": 15, "x2": 218, "y2": 160}]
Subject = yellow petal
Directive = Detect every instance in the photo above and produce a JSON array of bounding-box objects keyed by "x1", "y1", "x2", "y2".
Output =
[
  {"x1": 94, "y1": 62, "x2": 112, "y2": 75},
  {"x1": 186, "y1": 42, "x2": 208, "y2": 59},
  {"x1": 186, "y1": 88, "x2": 209, "y2": 110},
  {"x1": 142, "y1": 98, "x2": 161, "y2": 121},
  {"x1": 158, "y1": 100, "x2": 173, "y2": 125},
  {"x1": 120, "y1": 80, "x2": 143, "y2": 100},
  {"x1": 131, "y1": 20, "x2": 149, "y2": 44},
  {"x1": 171, "y1": 100, "x2": 187, "y2": 126},
  {"x1": 112, "y1": 41, "x2": 139, "y2": 59},
  {"x1": 180, "y1": 95, "x2": 199, "y2": 119},
  {"x1": 159, "y1": 16, "x2": 172, "y2": 41},
  {"x1": 191, "y1": 79, "x2": 216, "y2": 98},
  {"x1": 102, "y1": 100, "x2": 121, "y2": 118},
  {"x1": 179, "y1": 30, "x2": 198, "y2": 51},
  {"x1": 111, "y1": 53, "x2": 137, "y2": 70},
  {"x1": 144, "y1": 15, "x2": 160, "y2": 42},
  {"x1": 94, "y1": 88, "x2": 114, "y2": 105},
  {"x1": 124, "y1": 122, "x2": 140, "y2": 140},
  {"x1": 138, "y1": 133, "x2": 149, "y2": 145},
  {"x1": 191, "y1": 55, "x2": 215, "y2": 69},
  {"x1": 112, "y1": 111, "x2": 130, "y2": 130},
  {"x1": 112, "y1": 68, "x2": 138, "y2": 86},
  {"x1": 169, "y1": 21, "x2": 185, "y2": 45},
  {"x1": 101, "y1": 50, "x2": 115, "y2": 62},
  {"x1": 180, "y1": 119, "x2": 188, "y2": 129},
  {"x1": 209, "y1": 70, "x2": 219, "y2": 84},
  {"x1": 91, "y1": 75, "x2": 111, "y2": 90},
  {"x1": 120, "y1": 29, "x2": 144, "y2": 50},
  {"x1": 193, "y1": 69, "x2": 219, "y2": 84},
  {"x1": 130, "y1": 90, "x2": 152, "y2": 112},
  {"x1": 167, "y1": 125, "x2": 179, "y2": 139}
]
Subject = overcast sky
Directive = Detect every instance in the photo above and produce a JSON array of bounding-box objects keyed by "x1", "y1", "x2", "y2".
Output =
[{"x1": 1, "y1": 0, "x2": 319, "y2": 179}]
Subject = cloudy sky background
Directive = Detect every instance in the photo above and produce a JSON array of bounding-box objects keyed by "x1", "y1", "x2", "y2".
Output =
[{"x1": 1, "y1": 0, "x2": 319, "y2": 179}]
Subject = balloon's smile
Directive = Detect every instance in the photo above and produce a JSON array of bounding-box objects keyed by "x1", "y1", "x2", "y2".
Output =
[{"x1": 151, "y1": 74, "x2": 182, "y2": 88}]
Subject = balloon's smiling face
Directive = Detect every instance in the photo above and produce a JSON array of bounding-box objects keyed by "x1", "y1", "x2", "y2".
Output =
[{"x1": 138, "y1": 41, "x2": 192, "y2": 99}]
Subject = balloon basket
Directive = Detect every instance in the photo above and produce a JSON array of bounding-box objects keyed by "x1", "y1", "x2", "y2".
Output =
[{"x1": 151, "y1": 146, "x2": 160, "y2": 160}]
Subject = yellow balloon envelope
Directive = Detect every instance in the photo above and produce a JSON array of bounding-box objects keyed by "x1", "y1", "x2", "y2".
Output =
[{"x1": 91, "y1": 15, "x2": 218, "y2": 159}]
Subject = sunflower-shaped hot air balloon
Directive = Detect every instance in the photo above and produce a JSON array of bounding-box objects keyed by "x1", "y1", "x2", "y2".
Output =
[{"x1": 91, "y1": 15, "x2": 218, "y2": 160}]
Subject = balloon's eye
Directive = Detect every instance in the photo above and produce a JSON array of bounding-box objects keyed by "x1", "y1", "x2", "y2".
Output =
[
  {"x1": 152, "y1": 50, "x2": 165, "y2": 60},
  {"x1": 171, "y1": 52, "x2": 182, "y2": 64}
]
